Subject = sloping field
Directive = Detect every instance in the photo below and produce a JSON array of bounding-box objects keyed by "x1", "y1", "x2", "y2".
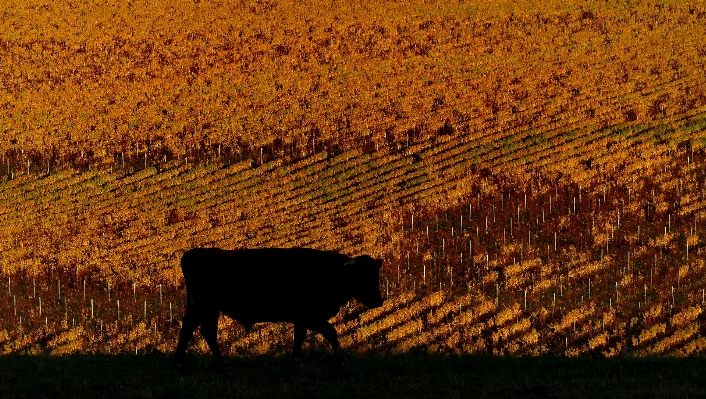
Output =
[
  {"x1": 1, "y1": 112, "x2": 706, "y2": 357},
  {"x1": 1, "y1": 0, "x2": 706, "y2": 168},
  {"x1": 1, "y1": 0, "x2": 706, "y2": 358}
]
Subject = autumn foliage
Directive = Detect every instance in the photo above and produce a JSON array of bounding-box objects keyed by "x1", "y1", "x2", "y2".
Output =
[{"x1": 1, "y1": 0, "x2": 706, "y2": 357}]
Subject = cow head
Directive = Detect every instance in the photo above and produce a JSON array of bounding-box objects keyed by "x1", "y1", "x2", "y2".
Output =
[{"x1": 343, "y1": 255, "x2": 384, "y2": 309}]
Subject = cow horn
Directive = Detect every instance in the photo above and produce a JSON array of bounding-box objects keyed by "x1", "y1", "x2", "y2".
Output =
[{"x1": 343, "y1": 259, "x2": 356, "y2": 266}]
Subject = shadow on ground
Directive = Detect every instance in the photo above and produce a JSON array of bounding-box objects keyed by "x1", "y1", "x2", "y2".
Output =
[{"x1": 1, "y1": 352, "x2": 705, "y2": 399}]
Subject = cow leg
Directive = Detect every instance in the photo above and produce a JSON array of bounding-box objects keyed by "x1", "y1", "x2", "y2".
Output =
[
  {"x1": 200, "y1": 310, "x2": 224, "y2": 365},
  {"x1": 309, "y1": 321, "x2": 340, "y2": 354},
  {"x1": 175, "y1": 310, "x2": 200, "y2": 367},
  {"x1": 292, "y1": 323, "x2": 307, "y2": 357}
]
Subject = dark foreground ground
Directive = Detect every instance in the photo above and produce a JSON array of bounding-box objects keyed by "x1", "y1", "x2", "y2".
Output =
[{"x1": 1, "y1": 352, "x2": 705, "y2": 399}]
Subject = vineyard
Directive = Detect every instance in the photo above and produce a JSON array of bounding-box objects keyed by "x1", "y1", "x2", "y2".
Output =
[
  {"x1": 2, "y1": 0, "x2": 706, "y2": 361},
  {"x1": 2, "y1": 114, "x2": 706, "y2": 358}
]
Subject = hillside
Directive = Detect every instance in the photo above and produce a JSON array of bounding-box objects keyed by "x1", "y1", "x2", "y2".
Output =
[
  {"x1": 1, "y1": 0, "x2": 706, "y2": 358},
  {"x1": 2, "y1": 113, "x2": 706, "y2": 357},
  {"x1": 2, "y1": 0, "x2": 706, "y2": 169}
]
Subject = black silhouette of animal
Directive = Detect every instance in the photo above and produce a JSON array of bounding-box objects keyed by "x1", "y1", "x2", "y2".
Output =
[{"x1": 174, "y1": 247, "x2": 384, "y2": 366}]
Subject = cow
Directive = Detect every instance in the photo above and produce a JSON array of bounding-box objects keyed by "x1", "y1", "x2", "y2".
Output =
[{"x1": 174, "y1": 247, "x2": 384, "y2": 367}]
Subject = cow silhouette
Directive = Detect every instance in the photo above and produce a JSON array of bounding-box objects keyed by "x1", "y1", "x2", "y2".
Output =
[{"x1": 174, "y1": 247, "x2": 384, "y2": 366}]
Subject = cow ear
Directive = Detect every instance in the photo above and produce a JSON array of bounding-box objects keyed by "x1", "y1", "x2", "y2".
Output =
[{"x1": 343, "y1": 259, "x2": 357, "y2": 267}]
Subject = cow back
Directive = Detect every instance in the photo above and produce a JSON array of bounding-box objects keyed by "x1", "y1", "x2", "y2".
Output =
[{"x1": 181, "y1": 247, "x2": 351, "y2": 322}]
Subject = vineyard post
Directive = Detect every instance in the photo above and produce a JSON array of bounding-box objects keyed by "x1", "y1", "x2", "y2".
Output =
[
  {"x1": 83, "y1": 280, "x2": 85, "y2": 300},
  {"x1": 552, "y1": 292, "x2": 555, "y2": 313},
  {"x1": 57, "y1": 279, "x2": 60, "y2": 300},
  {"x1": 108, "y1": 283, "x2": 111, "y2": 301},
  {"x1": 117, "y1": 300, "x2": 120, "y2": 319},
  {"x1": 495, "y1": 284, "x2": 499, "y2": 305},
  {"x1": 133, "y1": 283, "x2": 136, "y2": 303},
  {"x1": 91, "y1": 299, "x2": 94, "y2": 319},
  {"x1": 7, "y1": 277, "x2": 10, "y2": 297},
  {"x1": 159, "y1": 284, "x2": 162, "y2": 304},
  {"x1": 39, "y1": 296, "x2": 42, "y2": 316},
  {"x1": 644, "y1": 285, "x2": 647, "y2": 303},
  {"x1": 524, "y1": 289, "x2": 527, "y2": 311},
  {"x1": 671, "y1": 286, "x2": 675, "y2": 307},
  {"x1": 13, "y1": 295, "x2": 16, "y2": 316},
  {"x1": 144, "y1": 300, "x2": 147, "y2": 319},
  {"x1": 33, "y1": 279, "x2": 35, "y2": 298},
  {"x1": 615, "y1": 282, "x2": 618, "y2": 302},
  {"x1": 588, "y1": 279, "x2": 591, "y2": 299}
]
